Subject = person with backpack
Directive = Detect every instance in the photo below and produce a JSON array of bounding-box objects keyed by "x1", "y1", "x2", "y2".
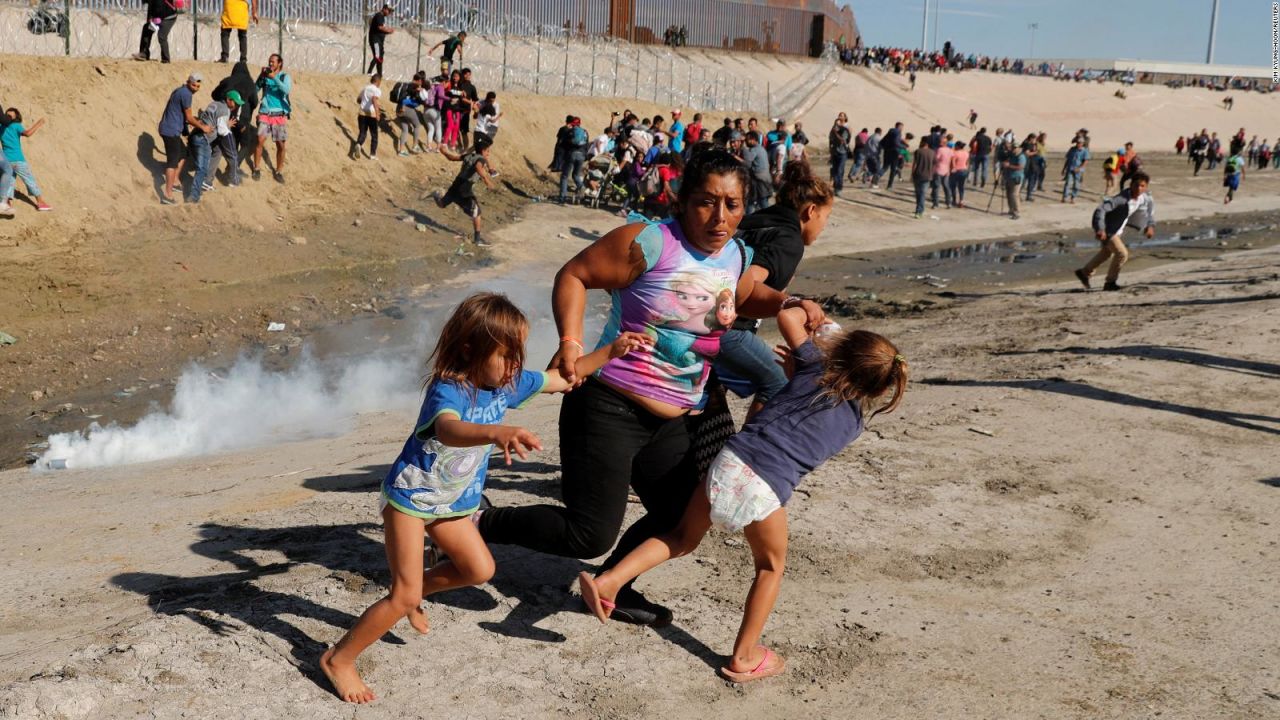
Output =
[
  {"x1": 218, "y1": 0, "x2": 258, "y2": 64},
  {"x1": 642, "y1": 152, "x2": 683, "y2": 218},
  {"x1": 394, "y1": 76, "x2": 428, "y2": 156},
  {"x1": 1118, "y1": 142, "x2": 1142, "y2": 193},
  {"x1": 251, "y1": 53, "x2": 292, "y2": 183},
  {"x1": 557, "y1": 116, "x2": 589, "y2": 204},
  {"x1": 1102, "y1": 148, "x2": 1123, "y2": 195},
  {"x1": 881, "y1": 122, "x2": 905, "y2": 190},
  {"x1": 1223, "y1": 150, "x2": 1245, "y2": 204}
]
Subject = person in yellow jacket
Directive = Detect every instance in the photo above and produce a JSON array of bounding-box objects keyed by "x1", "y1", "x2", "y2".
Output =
[{"x1": 218, "y1": 0, "x2": 259, "y2": 64}]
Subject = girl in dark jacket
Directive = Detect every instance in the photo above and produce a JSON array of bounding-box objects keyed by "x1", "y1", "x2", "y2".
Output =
[{"x1": 714, "y1": 161, "x2": 835, "y2": 418}]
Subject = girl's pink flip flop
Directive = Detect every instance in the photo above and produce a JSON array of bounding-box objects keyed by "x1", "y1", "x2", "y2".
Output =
[
  {"x1": 719, "y1": 646, "x2": 786, "y2": 684},
  {"x1": 577, "y1": 571, "x2": 614, "y2": 623}
]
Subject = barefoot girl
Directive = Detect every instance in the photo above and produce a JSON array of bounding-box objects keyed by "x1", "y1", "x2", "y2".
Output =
[
  {"x1": 579, "y1": 308, "x2": 907, "y2": 683},
  {"x1": 321, "y1": 292, "x2": 649, "y2": 704}
]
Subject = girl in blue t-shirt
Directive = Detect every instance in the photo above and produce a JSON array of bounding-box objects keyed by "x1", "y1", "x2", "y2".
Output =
[
  {"x1": 321, "y1": 292, "x2": 649, "y2": 704},
  {"x1": 580, "y1": 307, "x2": 907, "y2": 684}
]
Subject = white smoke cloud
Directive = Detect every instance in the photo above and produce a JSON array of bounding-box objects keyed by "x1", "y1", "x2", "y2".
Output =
[
  {"x1": 34, "y1": 278, "x2": 581, "y2": 472},
  {"x1": 35, "y1": 351, "x2": 422, "y2": 471}
]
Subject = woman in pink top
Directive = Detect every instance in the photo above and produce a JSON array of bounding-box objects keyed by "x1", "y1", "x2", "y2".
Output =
[
  {"x1": 931, "y1": 138, "x2": 954, "y2": 209},
  {"x1": 949, "y1": 141, "x2": 971, "y2": 208},
  {"x1": 475, "y1": 149, "x2": 826, "y2": 628}
]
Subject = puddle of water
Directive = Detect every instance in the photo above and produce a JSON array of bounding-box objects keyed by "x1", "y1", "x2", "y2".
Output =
[{"x1": 794, "y1": 212, "x2": 1280, "y2": 299}]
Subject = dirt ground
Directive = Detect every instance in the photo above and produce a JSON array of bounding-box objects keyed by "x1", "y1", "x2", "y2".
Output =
[
  {"x1": 2, "y1": 207, "x2": 1278, "y2": 718},
  {"x1": 2, "y1": 56, "x2": 1279, "y2": 719}
]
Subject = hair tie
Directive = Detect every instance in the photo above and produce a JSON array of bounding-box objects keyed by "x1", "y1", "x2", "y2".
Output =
[{"x1": 894, "y1": 354, "x2": 907, "y2": 365}]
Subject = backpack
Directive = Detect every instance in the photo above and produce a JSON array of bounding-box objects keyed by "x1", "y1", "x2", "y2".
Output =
[
  {"x1": 640, "y1": 165, "x2": 662, "y2": 196},
  {"x1": 570, "y1": 125, "x2": 589, "y2": 147},
  {"x1": 388, "y1": 81, "x2": 413, "y2": 105}
]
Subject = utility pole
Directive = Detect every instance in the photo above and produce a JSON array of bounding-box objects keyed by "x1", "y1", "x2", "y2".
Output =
[
  {"x1": 921, "y1": 0, "x2": 928, "y2": 51},
  {"x1": 932, "y1": 0, "x2": 940, "y2": 53},
  {"x1": 1206, "y1": 0, "x2": 1220, "y2": 64},
  {"x1": 1027, "y1": 22, "x2": 1038, "y2": 58}
]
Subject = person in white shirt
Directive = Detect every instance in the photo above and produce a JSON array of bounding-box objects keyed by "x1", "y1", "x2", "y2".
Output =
[
  {"x1": 588, "y1": 127, "x2": 615, "y2": 158},
  {"x1": 475, "y1": 91, "x2": 502, "y2": 139},
  {"x1": 353, "y1": 73, "x2": 382, "y2": 159}
]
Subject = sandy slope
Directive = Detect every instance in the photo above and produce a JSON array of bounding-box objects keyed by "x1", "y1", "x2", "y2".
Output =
[
  {"x1": 799, "y1": 65, "x2": 1280, "y2": 155},
  {"x1": 1, "y1": 216, "x2": 1277, "y2": 718}
]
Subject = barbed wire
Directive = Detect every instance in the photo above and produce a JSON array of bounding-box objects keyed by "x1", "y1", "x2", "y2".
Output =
[{"x1": 1, "y1": 1, "x2": 834, "y2": 116}]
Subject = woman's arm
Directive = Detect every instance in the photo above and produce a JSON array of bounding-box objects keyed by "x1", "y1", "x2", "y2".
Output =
[
  {"x1": 736, "y1": 270, "x2": 825, "y2": 330},
  {"x1": 543, "y1": 331, "x2": 652, "y2": 393},
  {"x1": 23, "y1": 118, "x2": 46, "y2": 136},
  {"x1": 548, "y1": 224, "x2": 648, "y2": 387}
]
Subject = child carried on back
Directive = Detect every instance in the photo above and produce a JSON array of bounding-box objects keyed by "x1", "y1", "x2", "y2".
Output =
[{"x1": 580, "y1": 307, "x2": 907, "y2": 683}]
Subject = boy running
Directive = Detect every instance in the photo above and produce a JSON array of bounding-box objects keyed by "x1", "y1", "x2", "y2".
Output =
[
  {"x1": 1074, "y1": 171, "x2": 1155, "y2": 292},
  {"x1": 431, "y1": 133, "x2": 495, "y2": 247},
  {"x1": 1223, "y1": 151, "x2": 1244, "y2": 204}
]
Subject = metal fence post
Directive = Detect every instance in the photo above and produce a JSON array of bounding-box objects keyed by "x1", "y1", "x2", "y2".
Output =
[
  {"x1": 652, "y1": 53, "x2": 658, "y2": 102},
  {"x1": 535, "y1": 31, "x2": 542, "y2": 95},
  {"x1": 634, "y1": 47, "x2": 640, "y2": 98},
  {"x1": 415, "y1": 0, "x2": 424, "y2": 73},
  {"x1": 613, "y1": 43, "x2": 619, "y2": 97},
  {"x1": 767, "y1": 82, "x2": 771, "y2": 118},
  {"x1": 686, "y1": 61, "x2": 692, "y2": 107},
  {"x1": 361, "y1": 1, "x2": 367, "y2": 74},
  {"x1": 562, "y1": 34, "x2": 569, "y2": 95},
  {"x1": 192, "y1": 0, "x2": 199, "y2": 60},
  {"x1": 670, "y1": 54, "x2": 680, "y2": 103},
  {"x1": 501, "y1": 20, "x2": 508, "y2": 90},
  {"x1": 278, "y1": 0, "x2": 284, "y2": 59},
  {"x1": 589, "y1": 38, "x2": 596, "y2": 97},
  {"x1": 62, "y1": 0, "x2": 70, "y2": 56}
]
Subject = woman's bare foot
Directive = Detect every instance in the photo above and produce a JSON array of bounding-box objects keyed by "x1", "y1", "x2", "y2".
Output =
[
  {"x1": 407, "y1": 605, "x2": 430, "y2": 634},
  {"x1": 319, "y1": 646, "x2": 375, "y2": 703}
]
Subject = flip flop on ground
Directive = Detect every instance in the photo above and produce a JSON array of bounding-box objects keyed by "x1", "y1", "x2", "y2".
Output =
[
  {"x1": 577, "y1": 572, "x2": 614, "y2": 624},
  {"x1": 719, "y1": 646, "x2": 786, "y2": 684}
]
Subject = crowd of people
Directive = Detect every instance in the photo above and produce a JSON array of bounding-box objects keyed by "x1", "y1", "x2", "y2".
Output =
[
  {"x1": 546, "y1": 110, "x2": 812, "y2": 219},
  {"x1": 838, "y1": 42, "x2": 1271, "y2": 93}
]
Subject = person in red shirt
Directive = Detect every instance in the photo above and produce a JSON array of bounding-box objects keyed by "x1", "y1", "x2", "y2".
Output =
[
  {"x1": 683, "y1": 113, "x2": 703, "y2": 157},
  {"x1": 643, "y1": 151, "x2": 684, "y2": 217}
]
